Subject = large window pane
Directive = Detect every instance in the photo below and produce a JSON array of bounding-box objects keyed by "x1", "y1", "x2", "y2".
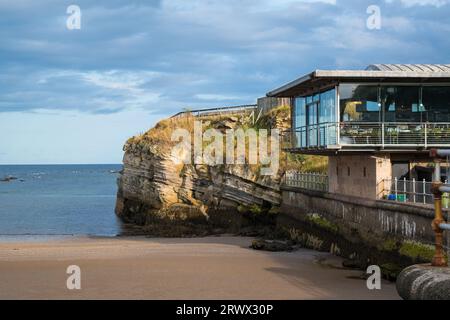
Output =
[
  {"x1": 294, "y1": 97, "x2": 306, "y2": 147},
  {"x1": 339, "y1": 84, "x2": 379, "y2": 122},
  {"x1": 308, "y1": 103, "x2": 318, "y2": 146},
  {"x1": 381, "y1": 86, "x2": 420, "y2": 122},
  {"x1": 320, "y1": 89, "x2": 336, "y2": 145},
  {"x1": 422, "y1": 86, "x2": 450, "y2": 122},
  {"x1": 294, "y1": 97, "x2": 306, "y2": 128},
  {"x1": 319, "y1": 89, "x2": 336, "y2": 123}
]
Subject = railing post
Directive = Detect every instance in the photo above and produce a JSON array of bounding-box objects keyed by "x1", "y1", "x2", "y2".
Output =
[
  {"x1": 381, "y1": 122, "x2": 385, "y2": 149},
  {"x1": 413, "y1": 178, "x2": 416, "y2": 203},
  {"x1": 336, "y1": 122, "x2": 340, "y2": 146},
  {"x1": 403, "y1": 177, "x2": 407, "y2": 202},
  {"x1": 423, "y1": 179, "x2": 427, "y2": 204},
  {"x1": 306, "y1": 173, "x2": 309, "y2": 189},
  {"x1": 317, "y1": 125, "x2": 320, "y2": 147},
  {"x1": 309, "y1": 173, "x2": 312, "y2": 189},
  {"x1": 395, "y1": 177, "x2": 398, "y2": 202}
]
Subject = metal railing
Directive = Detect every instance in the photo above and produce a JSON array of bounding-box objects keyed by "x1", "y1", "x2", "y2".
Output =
[
  {"x1": 171, "y1": 104, "x2": 257, "y2": 118},
  {"x1": 283, "y1": 171, "x2": 329, "y2": 192},
  {"x1": 340, "y1": 122, "x2": 450, "y2": 147},
  {"x1": 378, "y1": 177, "x2": 450, "y2": 208},
  {"x1": 283, "y1": 122, "x2": 450, "y2": 149}
]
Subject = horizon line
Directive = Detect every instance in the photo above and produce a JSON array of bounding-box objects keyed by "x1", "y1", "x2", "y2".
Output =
[{"x1": 0, "y1": 163, "x2": 122, "y2": 166}]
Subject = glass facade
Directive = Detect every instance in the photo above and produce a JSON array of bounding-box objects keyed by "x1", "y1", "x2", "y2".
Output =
[
  {"x1": 340, "y1": 84, "x2": 379, "y2": 122},
  {"x1": 339, "y1": 84, "x2": 450, "y2": 123},
  {"x1": 422, "y1": 86, "x2": 450, "y2": 122},
  {"x1": 292, "y1": 83, "x2": 450, "y2": 149},
  {"x1": 381, "y1": 86, "x2": 421, "y2": 122},
  {"x1": 294, "y1": 97, "x2": 306, "y2": 147},
  {"x1": 293, "y1": 88, "x2": 336, "y2": 148}
]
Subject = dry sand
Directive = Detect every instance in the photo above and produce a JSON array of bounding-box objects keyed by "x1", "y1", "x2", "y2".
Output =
[{"x1": 0, "y1": 236, "x2": 399, "y2": 300}]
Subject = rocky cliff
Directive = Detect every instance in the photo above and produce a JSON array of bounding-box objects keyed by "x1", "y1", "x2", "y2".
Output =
[{"x1": 115, "y1": 106, "x2": 292, "y2": 236}]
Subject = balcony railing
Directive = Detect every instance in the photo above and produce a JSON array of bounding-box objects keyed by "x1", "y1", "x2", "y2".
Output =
[
  {"x1": 283, "y1": 171, "x2": 329, "y2": 192},
  {"x1": 282, "y1": 122, "x2": 450, "y2": 150},
  {"x1": 378, "y1": 177, "x2": 450, "y2": 209},
  {"x1": 282, "y1": 173, "x2": 450, "y2": 208}
]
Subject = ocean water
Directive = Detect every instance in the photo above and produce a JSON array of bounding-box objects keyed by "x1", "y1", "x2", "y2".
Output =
[{"x1": 0, "y1": 164, "x2": 123, "y2": 239}]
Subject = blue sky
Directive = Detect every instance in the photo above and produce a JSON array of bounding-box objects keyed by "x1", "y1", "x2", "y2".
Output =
[{"x1": 0, "y1": 0, "x2": 449, "y2": 164}]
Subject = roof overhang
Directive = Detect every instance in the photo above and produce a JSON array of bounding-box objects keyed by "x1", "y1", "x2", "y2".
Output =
[{"x1": 267, "y1": 70, "x2": 450, "y2": 98}]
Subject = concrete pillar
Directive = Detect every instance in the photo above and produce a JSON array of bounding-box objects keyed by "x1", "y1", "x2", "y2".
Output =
[{"x1": 328, "y1": 154, "x2": 391, "y2": 199}]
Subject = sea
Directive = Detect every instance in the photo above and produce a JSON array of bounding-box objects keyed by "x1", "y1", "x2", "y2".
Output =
[{"x1": 0, "y1": 164, "x2": 123, "y2": 241}]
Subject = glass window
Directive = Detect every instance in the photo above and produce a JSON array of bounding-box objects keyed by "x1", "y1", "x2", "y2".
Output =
[
  {"x1": 294, "y1": 97, "x2": 307, "y2": 147},
  {"x1": 339, "y1": 84, "x2": 379, "y2": 122},
  {"x1": 319, "y1": 89, "x2": 336, "y2": 146},
  {"x1": 381, "y1": 86, "x2": 420, "y2": 122},
  {"x1": 294, "y1": 97, "x2": 306, "y2": 128},
  {"x1": 307, "y1": 103, "x2": 318, "y2": 147},
  {"x1": 319, "y1": 89, "x2": 336, "y2": 124},
  {"x1": 422, "y1": 86, "x2": 450, "y2": 122}
]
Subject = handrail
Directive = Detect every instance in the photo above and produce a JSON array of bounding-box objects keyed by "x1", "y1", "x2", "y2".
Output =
[
  {"x1": 171, "y1": 104, "x2": 257, "y2": 118},
  {"x1": 283, "y1": 122, "x2": 450, "y2": 149}
]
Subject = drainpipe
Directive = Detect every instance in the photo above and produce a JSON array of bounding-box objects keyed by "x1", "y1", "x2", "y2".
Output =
[{"x1": 430, "y1": 149, "x2": 448, "y2": 267}]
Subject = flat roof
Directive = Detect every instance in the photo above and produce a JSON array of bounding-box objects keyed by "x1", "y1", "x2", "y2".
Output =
[{"x1": 267, "y1": 64, "x2": 450, "y2": 97}]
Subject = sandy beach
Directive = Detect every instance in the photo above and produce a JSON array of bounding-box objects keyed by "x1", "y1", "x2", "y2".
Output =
[{"x1": 0, "y1": 236, "x2": 399, "y2": 300}]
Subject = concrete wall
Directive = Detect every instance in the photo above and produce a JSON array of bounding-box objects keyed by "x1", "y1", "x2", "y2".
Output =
[
  {"x1": 328, "y1": 154, "x2": 391, "y2": 199},
  {"x1": 279, "y1": 186, "x2": 446, "y2": 277},
  {"x1": 282, "y1": 186, "x2": 436, "y2": 243}
]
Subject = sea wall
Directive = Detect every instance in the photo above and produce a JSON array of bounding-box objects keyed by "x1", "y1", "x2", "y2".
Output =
[{"x1": 279, "y1": 186, "x2": 447, "y2": 278}]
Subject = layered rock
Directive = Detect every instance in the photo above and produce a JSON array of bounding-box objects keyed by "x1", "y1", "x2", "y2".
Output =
[{"x1": 115, "y1": 106, "x2": 290, "y2": 235}]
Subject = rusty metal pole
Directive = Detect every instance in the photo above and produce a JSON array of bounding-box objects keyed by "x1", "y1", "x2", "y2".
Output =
[{"x1": 431, "y1": 157, "x2": 448, "y2": 267}]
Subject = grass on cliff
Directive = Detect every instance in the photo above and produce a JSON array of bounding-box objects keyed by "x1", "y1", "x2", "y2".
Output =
[
  {"x1": 126, "y1": 114, "x2": 195, "y2": 154},
  {"x1": 125, "y1": 106, "x2": 328, "y2": 174}
]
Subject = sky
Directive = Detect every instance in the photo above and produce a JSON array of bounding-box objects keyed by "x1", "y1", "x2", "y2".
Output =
[{"x1": 0, "y1": 0, "x2": 449, "y2": 164}]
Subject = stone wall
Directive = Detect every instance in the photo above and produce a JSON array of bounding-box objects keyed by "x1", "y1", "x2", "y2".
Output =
[{"x1": 279, "y1": 186, "x2": 448, "y2": 278}]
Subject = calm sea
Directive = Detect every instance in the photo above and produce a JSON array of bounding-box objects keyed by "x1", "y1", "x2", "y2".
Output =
[{"x1": 0, "y1": 164, "x2": 123, "y2": 240}]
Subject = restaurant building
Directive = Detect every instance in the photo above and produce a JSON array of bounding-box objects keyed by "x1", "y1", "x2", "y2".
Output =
[{"x1": 268, "y1": 64, "x2": 450, "y2": 199}]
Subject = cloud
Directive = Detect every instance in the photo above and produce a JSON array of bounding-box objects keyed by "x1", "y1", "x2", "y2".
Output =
[
  {"x1": 0, "y1": 0, "x2": 449, "y2": 163},
  {"x1": 194, "y1": 94, "x2": 248, "y2": 102},
  {"x1": 385, "y1": 0, "x2": 448, "y2": 7},
  {"x1": 0, "y1": 0, "x2": 449, "y2": 117}
]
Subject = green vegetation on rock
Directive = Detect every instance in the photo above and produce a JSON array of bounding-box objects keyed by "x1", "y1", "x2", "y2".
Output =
[
  {"x1": 306, "y1": 213, "x2": 339, "y2": 233},
  {"x1": 249, "y1": 204, "x2": 263, "y2": 215},
  {"x1": 379, "y1": 238, "x2": 399, "y2": 252},
  {"x1": 399, "y1": 240, "x2": 436, "y2": 262},
  {"x1": 380, "y1": 263, "x2": 403, "y2": 280}
]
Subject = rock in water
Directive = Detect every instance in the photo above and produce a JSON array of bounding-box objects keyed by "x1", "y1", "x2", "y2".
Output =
[{"x1": 0, "y1": 175, "x2": 18, "y2": 182}]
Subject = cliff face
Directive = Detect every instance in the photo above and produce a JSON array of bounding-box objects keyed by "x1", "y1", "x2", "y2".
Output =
[{"x1": 115, "y1": 107, "x2": 290, "y2": 235}]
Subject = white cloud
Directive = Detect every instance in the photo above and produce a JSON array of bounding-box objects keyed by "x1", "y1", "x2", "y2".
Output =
[
  {"x1": 195, "y1": 94, "x2": 246, "y2": 101},
  {"x1": 385, "y1": 0, "x2": 448, "y2": 7}
]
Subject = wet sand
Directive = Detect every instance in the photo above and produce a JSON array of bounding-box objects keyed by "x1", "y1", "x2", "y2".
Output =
[{"x1": 0, "y1": 236, "x2": 399, "y2": 300}]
